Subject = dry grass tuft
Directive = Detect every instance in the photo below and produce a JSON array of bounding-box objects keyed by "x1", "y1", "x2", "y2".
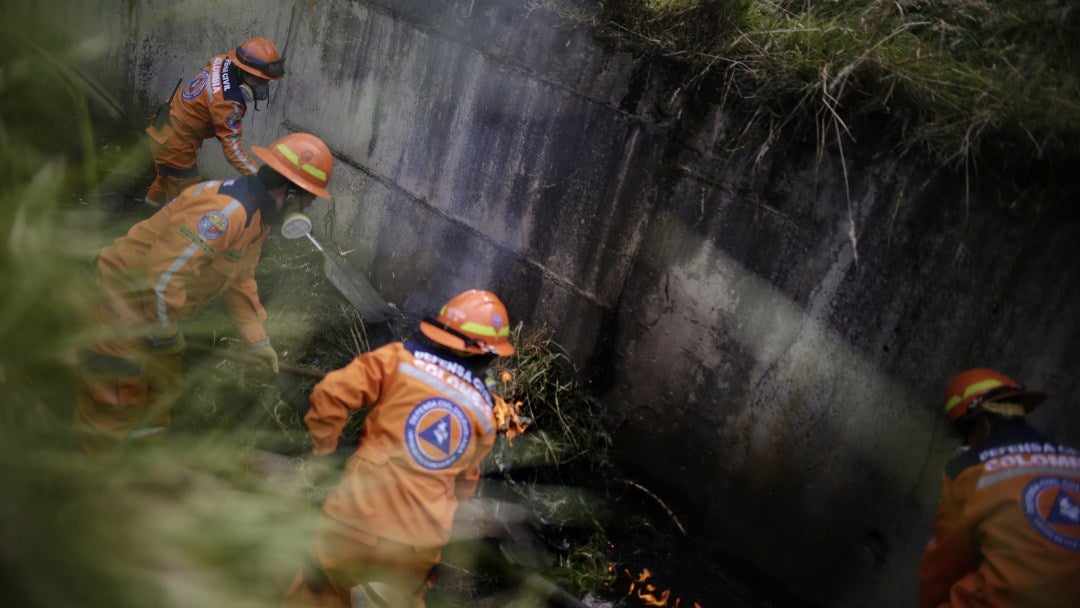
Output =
[{"x1": 596, "y1": 0, "x2": 1080, "y2": 209}]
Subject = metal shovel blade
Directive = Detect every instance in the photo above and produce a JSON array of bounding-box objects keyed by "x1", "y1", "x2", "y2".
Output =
[
  {"x1": 319, "y1": 252, "x2": 397, "y2": 323},
  {"x1": 281, "y1": 213, "x2": 396, "y2": 323}
]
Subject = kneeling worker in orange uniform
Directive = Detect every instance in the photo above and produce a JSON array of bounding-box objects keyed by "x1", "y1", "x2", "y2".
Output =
[
  {"x1": 284, "y1": 290, "x2": 518, "y2": 607},
  {"x1": 75, "y1": 133, "x2": 334, "y2": 454},
  {"x1": 919, "y1": 368, "x2": 1080, "y2": 607},
  {"x1": 144, "y1": 36, "x2": 285, "y2": 209}
]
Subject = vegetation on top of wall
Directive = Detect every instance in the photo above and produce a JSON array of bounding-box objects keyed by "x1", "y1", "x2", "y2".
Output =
[{"x1": 593, "y1": 0, "x2": 1079, "y2": 210}]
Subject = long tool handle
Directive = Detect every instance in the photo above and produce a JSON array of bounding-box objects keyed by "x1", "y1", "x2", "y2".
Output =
[
  {"x1": 305, "y1": 233, "x2": 325, "y2": 253},
  {"x1": 303, "y1": 232, "x2": 396, "y2": 322},
  {"x1": 187, "y1": 343, "x2": 326, "y2": 379}
]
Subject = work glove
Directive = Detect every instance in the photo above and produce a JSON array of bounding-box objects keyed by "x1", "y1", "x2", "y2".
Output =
[
  {"x1": 148, "y1": 325, "x2": 186, "y2": 356},
  {"x1": 246, "y1": 339, "x2": 279, "y2": 375}
]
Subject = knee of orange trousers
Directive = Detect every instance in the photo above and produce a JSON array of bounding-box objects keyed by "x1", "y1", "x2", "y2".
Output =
[
  {"x1": 145, "y1": 176, "x2": 168, "y2": 207},
  {"x1": 145, "y1": 173, "x2": 199, "y2": 207},
  {"x1": 292, "y1": 523, "x2": 438, "y2": 608},
  {"x1": 282, "y1": 566, "x2": 429, "y2": 608},
  {"x1": 74, "y1": 353, "x2": 183, "y2": 452}
]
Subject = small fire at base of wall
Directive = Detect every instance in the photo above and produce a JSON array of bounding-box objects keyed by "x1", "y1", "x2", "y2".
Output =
[{"x1": 620, "y1": 566, "x2": 705, "y2": 608}]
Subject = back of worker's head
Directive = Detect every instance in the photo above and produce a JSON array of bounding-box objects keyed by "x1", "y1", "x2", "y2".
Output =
[
  {"x1": 943, "y1": 367, "x2": 1046, "y2": 443},
  {"x1": 419, "y1": 290, "x2": 515, "y2": 365},
  {"x1": 253, "y1": 132, "x2": 334, "y2": 201}
]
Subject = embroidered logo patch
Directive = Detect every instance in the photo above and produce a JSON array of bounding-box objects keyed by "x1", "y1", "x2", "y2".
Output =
[
  {"x1": 404, "y1": 398, "x2": 471, "y2": 471},
  {"x1": 178, "y1": 225, "x2": 214, "y2": 255},
  {"x1": 197, "y1": 211, "x2": 228, "y2": 240},
  {"x1": 182, "y1": 70, "x2": 209, "y2": 101},
  {"x1": 1022, "y1": 476, "x2": 1080, "y2": 551},
  {"x1": 225, "y1": 109, "x2": 242, "y2": 130}
]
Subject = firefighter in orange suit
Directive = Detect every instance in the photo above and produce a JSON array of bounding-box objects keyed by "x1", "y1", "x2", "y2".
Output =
[
  {"x1": 284, "y1": 290, "x2": 517, "y2": 608},
  {"x1": 919, "y1": 368, "x2": 1080, "y2": 607},
  {"x1": 75, "y1": 133, "x2": 334, "y2": 454},
  {"x1": 144, "y1": 37, "x2": 285, "y2": 209}
]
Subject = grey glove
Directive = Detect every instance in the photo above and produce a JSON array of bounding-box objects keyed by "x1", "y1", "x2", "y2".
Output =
[
  {"x1": 148, "y1": 326, "x2": 186, "y2": 356},
  {"x1": 246, "y1": 339, "x2": 279, "y2": 374}
]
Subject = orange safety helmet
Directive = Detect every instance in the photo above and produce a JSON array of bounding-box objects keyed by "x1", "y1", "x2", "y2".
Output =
[
  {"x1": 228, "y1": 37, "x2": 285, "y2": 80},
  {"x1": 252, "y1": 133, "x2": 333, "y2": 199},
  {"x1": 420, "y1": 290, "x2": 515, "y2": 357},
  {"x1": 943, "y1": 368, "x2": 1047, "y2": 424}
]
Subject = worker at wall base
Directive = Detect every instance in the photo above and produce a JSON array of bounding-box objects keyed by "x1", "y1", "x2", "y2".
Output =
[
  {"x1": 919, "y1": 368, "x2": 1080, "y2": 607},
  {"x1": 75, "y1": 133, "x2": 334, "y2": 454},
  {"x1": 144, "y1": 37, "x2": 285, "y2": 209},
  {"x1": 284, "y1": 290, "x2": 518, "y2": 607}
]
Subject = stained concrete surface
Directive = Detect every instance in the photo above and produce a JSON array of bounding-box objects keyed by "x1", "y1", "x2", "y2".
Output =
[{"x1": 6, "y1": 0, "x2": 1080, "y2": 606}]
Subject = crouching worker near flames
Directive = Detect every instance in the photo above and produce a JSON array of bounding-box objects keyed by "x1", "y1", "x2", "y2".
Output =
[
  {"x1": 74, "y1": 133, "x2": 334, "y2": 455},
  {"x1": 284, "y1": 290, "x2": 519, "y2": 608},
  {"x1": 144, "y1": 36, "x2": 285, "y2": 209},
  {"x1": 919, "y1": 368, "x2": 1080, "y2": 607}
]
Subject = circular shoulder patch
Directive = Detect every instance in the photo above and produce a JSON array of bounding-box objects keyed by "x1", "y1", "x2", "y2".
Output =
[
  {"x1": 182, "y1": 70, "x2": 209, "y2": 101},
  {"x1": 1022, "y1": 476, "x2": 1080, "y2": 551},
  {"x1": 404, "y1": 397, "x2": 472, "y2": 471},
  {"x1": 225, "y1": 109, "x2": 243, "y2": 131},
  {"x1": 197, "y1": 210, "x2": 228, "y2": 240}
]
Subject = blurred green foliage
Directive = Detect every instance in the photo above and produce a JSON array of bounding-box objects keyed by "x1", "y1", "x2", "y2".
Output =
[{"x1": 0, "y1": 11, "x2": 331, "y2": 607}]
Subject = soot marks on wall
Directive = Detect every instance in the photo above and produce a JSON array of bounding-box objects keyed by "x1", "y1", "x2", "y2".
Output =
[{"x1": 319, "y1": 5, "x2": 382, "y2": 86}]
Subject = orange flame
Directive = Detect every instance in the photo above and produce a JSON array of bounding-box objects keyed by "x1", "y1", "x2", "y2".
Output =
[
  {"x1": 623, "y1": 567, "x2": 703, "y2": 608},
  {"x1": 492, "y1": 397, "x2": 531, "y2": 442}
]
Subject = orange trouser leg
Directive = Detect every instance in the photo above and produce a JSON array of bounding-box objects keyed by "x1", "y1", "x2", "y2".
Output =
[
  {"x1": 145, "y1": 127, "x2": 199, "y2": 208},
  {"x1": 74, "y1": 349, "x2": 182, "y2": 455},
  {"x1": 283, "y1": 518, "x2": 438, "y2": 608},
  {"x1": 145, "y1": 173, "x2": 199, "y2": 208}
]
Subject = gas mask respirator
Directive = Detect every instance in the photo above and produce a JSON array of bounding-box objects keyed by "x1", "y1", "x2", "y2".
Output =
[{"x1": 240, "y1": 82, "x2": 269, "y2": 103}]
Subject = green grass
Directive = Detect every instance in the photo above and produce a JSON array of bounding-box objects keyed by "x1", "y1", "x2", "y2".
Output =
[
  {"x1": 594, "y1": 0, "x2": 1079, "y2": 209},
  {"x1": 485, "y1": 326, "x2": 621, "y2": 597}
]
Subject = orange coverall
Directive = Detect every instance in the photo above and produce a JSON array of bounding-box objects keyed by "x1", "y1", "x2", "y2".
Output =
[
  {"x1": 144, "y1": 53, "x2": 262, "y2": 207},
  {"x1": 75, "y1": 175, "x2": 274, "y2": 452},
  {"x1": 919, "y1": 422, "x2": 1080, "y2": 607},
  {"x1": 285, "y1": 340, "x2": 499, "y2": 607}
]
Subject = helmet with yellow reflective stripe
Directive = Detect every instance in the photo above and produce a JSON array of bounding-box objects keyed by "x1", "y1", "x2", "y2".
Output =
[
  {"x1": 252, "y1": 133, "x2": 333, "y2": 199},
  {"x1": 420, "y1": 290, "x2": 515, "y2": 357},
  {"x1": 228, "y1": 37, "x2": 285, "y2": 80},
  {"x1": 943, "y1": 368, "x2": 1046, "y2": 424}
]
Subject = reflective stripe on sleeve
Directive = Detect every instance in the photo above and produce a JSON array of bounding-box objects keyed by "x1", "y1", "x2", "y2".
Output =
[{"x1": 155, "y1": 244, "x2": 200, "y2": 326}]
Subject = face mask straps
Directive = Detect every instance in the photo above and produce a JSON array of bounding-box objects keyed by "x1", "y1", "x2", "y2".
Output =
[
  {"x1": 239, "y1": 82, "x2": 270, "y2": 111},
  {"x1": 285, "y1": 186, "x2": 315, "y2": 213}
]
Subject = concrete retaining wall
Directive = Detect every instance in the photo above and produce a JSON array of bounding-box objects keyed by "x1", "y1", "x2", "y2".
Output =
[
  {"x1": 12, "y1": 0, "x2": 1080, "y2": 605},
  {"x1": 607, "y1": 104, "x2": 1080, "y2": 603}
]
